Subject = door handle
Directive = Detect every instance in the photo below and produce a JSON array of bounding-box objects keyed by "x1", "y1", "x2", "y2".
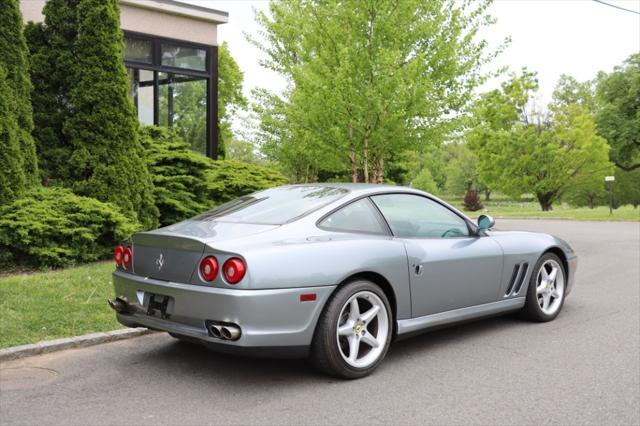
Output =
[{"x1": 413, "y1": 264, "x2": 424, "y2": 275}]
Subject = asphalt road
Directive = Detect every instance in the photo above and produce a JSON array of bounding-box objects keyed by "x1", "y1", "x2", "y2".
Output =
[{"x1": 1, "y1": 219, "x2": 639, "y2": 425}]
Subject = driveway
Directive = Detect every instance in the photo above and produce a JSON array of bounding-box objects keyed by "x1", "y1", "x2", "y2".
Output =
[{"x1": 1, "y1": 219, "x2": 639, "y2": 425}]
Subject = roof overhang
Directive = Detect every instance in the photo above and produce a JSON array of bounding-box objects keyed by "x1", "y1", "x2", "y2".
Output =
[{"x1": 120, "y1": 0, "x2": 228, "y2": 24}]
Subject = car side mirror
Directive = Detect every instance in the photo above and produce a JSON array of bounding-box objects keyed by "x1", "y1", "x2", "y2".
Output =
[{"x1": 477, "y1": 215, "x2": 495, "y2": 230}]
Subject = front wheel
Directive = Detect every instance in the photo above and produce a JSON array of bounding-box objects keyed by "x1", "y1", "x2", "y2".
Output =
[
  {"x1": 310, "y1": 281, "x2": 392, "y2": 379},
  {"x1": 522, "y1": 253, "x2": 566, "y2": 322}
]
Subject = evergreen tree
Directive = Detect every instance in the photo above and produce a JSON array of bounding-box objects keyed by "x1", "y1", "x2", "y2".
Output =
[
  {"x1": 64, "y1": 0, "x2": 158, "y2": 228},
  {"x1": 24, "y1": 0, "x2": 80, "y2": 184},
  {"x1": 0, "y1": 0, "x2": 38, "y2": 203}
]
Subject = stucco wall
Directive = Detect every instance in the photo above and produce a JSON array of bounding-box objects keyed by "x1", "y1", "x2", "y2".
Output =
[{"x1": 19, "y1": 0, "x2": 219, "y2": 46}]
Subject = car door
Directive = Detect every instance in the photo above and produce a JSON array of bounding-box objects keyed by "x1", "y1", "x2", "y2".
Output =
[{"x1": 370, "y1": 193, "x2": 504, "y2": 318}]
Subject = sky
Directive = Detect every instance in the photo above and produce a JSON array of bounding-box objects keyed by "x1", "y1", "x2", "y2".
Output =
[{"x1": 185, "y1": 0, "x2": 640, "y2": 109}]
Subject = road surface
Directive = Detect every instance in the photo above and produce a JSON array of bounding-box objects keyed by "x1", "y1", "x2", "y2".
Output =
[{"x1": 1, "y1": 219, "x2": 639, "y2": 425}]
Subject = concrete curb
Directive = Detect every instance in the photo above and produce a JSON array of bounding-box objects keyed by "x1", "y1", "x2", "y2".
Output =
[{"x1": 0, "y1": 328, "x2": 153, "y2": 363}]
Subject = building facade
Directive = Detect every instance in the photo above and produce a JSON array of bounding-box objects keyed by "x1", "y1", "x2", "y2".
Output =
[{"x1": 20, "y1": 0, "x2": 228, "y2": 159}]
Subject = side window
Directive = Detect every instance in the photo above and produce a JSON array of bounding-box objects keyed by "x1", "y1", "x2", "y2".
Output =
[
  {"x1": 371, "y1": 194, "x2": 469, "y2": 238},
  {"x1": 318, "y1": 199, "x2": 386, "y2": 234}
]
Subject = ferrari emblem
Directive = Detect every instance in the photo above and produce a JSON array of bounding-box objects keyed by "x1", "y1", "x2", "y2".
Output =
[{"x1": 155, "y1": 253, "x2": 165, "y2": 270}]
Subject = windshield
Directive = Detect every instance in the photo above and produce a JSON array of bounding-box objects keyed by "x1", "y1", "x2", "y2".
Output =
[{"x1": 194, "y1": 186, "x2": 349, "y2": 225}]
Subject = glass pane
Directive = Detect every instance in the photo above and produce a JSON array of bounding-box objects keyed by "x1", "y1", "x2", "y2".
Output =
[
  {"x1": 124, "y1": 37, "x2": 152, "y2": 63},
  {"x1": 158, "y1": 72, "x2": 208, "y2": 154},
  {"x1": 127, "y1": 68, "x2": 154, "y2": 125},
  {"x1": 319, "y1": 199, "x2": 385, "y2": 234},
  {"x1": 161, "y1": 44, "x2": 206, "y2": 71},
  {"x1": 372, "y1": 194, "x2": 469, "y2": 238},
  {"x1": 193, "y1": 186, "x2": 350, "y2": 225}
]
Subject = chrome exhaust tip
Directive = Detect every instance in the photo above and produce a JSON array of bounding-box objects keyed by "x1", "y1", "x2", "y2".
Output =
[
  {"x1": 208, "y1": 324, "x2": 223, "y2": 339},
  {"x1": 107, "y1": 296, "x2": 131, "y2": 314},
  {"x1": 220, "y1": 325, "x2": 241, "y2": 341}
]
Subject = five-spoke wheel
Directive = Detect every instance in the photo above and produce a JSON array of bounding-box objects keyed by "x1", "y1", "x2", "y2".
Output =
[
  {"x1": 523, "y1": 252, "x2": 567, "y2": 321},
  {"x1": 311, "y1": 280, "x2": 392, "y2": 379}
]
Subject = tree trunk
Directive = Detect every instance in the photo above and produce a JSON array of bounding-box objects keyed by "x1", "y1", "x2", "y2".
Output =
[
  {"x1": 348, "y1": 123, "x2": 357, "y2": 183},
  {"x1": 363, "y1": 136, "x2": 369, "y2": 183},
  {"x1": 536, "y1": 192, "x2": 555, "y2": 211},
  {"x1": 484, "y1": 189, "x2": 491, "y2": 201}
]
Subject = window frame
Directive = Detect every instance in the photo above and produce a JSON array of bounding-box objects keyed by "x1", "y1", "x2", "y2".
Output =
[
  {"x1": 123, "y1": 31, "x2": 218, "y2": 159},
  {"x1": 317, "y1": 197, "x2": 390, "y2": 235}
]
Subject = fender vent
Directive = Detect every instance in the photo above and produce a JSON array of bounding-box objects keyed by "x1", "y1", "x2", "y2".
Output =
[{"x1": 505, "y1": 262, "x2": 529, "y2": 296}]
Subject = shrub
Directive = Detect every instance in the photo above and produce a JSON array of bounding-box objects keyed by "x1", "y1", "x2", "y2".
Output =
[
  {"x1": 142, "y1": 126, "x2": 289, "y2": 225},
  {"x1": 463, "y1": 190, "x2": 484, "y2": 211},
  {"x1": 0, "y1": 187, "x2": 138, "y2": 268},
  {"x1": 205, "y1": 159, "x2": 290, "y2": 203},
  {"x1": 141, "y1": 127, "x2": 212, "y2": 226}
]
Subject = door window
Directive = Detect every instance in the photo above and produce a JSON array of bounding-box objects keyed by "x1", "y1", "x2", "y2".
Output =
[
  {"x1": 371, "y1": 194, "x2": 469, "y2": 238},
  {"x1": 318, "y1": 199, "x2": 386, "y2": 234}
]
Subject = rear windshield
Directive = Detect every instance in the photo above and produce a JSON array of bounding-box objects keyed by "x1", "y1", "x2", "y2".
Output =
[{"x1": 194, "y1": 186, "x2": 349, "y2": 225}]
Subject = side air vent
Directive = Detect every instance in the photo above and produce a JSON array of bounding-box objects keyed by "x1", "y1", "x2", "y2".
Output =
[
  {"x1": 505, "y1": 262, "x2": 529, "y2": 297},
  {"x1": 512, "y1": 263, "x2": 529, "y2": 295}
]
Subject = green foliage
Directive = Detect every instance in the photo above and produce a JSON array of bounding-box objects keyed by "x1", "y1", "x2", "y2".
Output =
[
  {"x1": 140, "y1": 126, "x2": 211, "y2": 226},
  {"x1": 218, "y1": 42, "x2": 247, "y2": 158},
  {"x1": 0, "y1": 187, "x2": 138, "y2": 268},
  {"x1": 596, "y1": 53, "x2": 640, "y2": 173},
  {"x1": 444, "y1": 143, "x2": 484, "y2": 195},
  {"x1": 252, "y1": 0, "x2": 503, "y2": 183},
  {"x1": 142, "y1": 126, "x2": 289, "y2": 225},
  {"x1": 62, "y1": 0, "x2": 158, "y2": 228},
  {"x1": 24, "y1": 0, "x2": 79, "y2": 185},
  {"x1": 0, "y1": 0, "x2": 38, "y2": 203},
  {"x1": 411, "y1": 167, "x2": 438, "y2": 195},
  {"x1": 205, "y1": 159, "x2": 289, "y2": 204},
  {"x1": 613, "y1": 168, "x2": 640, "y2": 208},
  {"x1": 468, "y1": 72, "x2": 612, "y2": 211}
]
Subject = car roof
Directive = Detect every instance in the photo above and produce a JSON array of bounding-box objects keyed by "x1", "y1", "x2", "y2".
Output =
[{"x1": 284, "y1": 182, "x2": 422, "y2": 195}]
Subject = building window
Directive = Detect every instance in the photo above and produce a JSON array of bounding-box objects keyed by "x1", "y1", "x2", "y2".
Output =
[{"x1": 124, "y1": 32, "x2": 218, "y2": 158}]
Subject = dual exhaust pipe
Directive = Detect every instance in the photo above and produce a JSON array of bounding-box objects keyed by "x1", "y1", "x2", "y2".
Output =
[
  {"x1": 108, "y1": 296, "x2": 134, "y2": 314},
  {"x1": 208, "y1": 323, "x2": 241, "y2": 341}
]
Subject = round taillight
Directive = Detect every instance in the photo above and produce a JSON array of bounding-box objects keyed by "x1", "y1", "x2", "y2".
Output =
[
  {"x1": 123, "y1": 247, "x2": 133, "y2": 269},
  {"x1": 114, "y1": 245, "x2": 124, "y2": 266},
  {"x1": 199, "y1": 256, "x2": 218, "y2": 282},
  {"x1": 223, "y1": 258, "x2": 246, "y2": 284}
]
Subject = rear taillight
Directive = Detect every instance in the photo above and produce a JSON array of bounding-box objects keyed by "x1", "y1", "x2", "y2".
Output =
[
  {"x1": 123, "y1": 247, "x2": 133, "y2": 270},
  {"x1": 223, "y1": 258, "x2": 246, "y2": 284},
  {"x1": 199, "y1": 256, "x2": 218, "y2": 282},
  {"x1": 114, "y1": 245, "x2": 124, "y2": 266}
]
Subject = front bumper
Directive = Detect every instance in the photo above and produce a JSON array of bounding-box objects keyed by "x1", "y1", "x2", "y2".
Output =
[{"x1": 112, "y1": 271, "x2": 335, "y2": 350}]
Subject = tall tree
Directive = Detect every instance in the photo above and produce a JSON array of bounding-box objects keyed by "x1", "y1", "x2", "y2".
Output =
[
  {"x1": 469, "y1": 72, "x2": 612, "y2": 210},
  {"x1": 252, "y1": 0, "x2": 502, "y2": 183},
  {"x1": 0, "y1": 0, "x2": 38, "y2": 204},
  {"x1": 218, "y1": 42, "x2": 247, "y2": 158},
  {"x1": 24, "y1": 0, "x2": 80, "y2": 185},
  {"x1": 63, "y1": 0, "x2": 158, "y2": 228},
  {"x1": 595, "y1": 53, "x2": 640, "y2": 172}
]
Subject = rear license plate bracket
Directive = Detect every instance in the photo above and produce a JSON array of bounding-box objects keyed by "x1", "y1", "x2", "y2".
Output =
[{"x1": 146, "y1": 293, "x2": 172, "y2": 319}]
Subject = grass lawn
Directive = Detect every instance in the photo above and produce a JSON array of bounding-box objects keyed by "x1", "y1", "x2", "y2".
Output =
[
  {"x1": 0, "y1": 261, "x2": 122, "y2": 348},
  {"x1": 443, "y1": 198, "x2": 640, "y2": 222}
]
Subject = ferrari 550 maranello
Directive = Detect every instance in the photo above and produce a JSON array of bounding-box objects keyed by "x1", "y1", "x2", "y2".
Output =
[{"x1": 109, "y1": 184, "x2": 577, "y2": 378}]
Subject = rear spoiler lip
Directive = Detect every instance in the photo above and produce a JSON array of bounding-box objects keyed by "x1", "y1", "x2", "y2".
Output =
[{"x1": 132, "y1": 232, "x2": 206, "y2": 252}]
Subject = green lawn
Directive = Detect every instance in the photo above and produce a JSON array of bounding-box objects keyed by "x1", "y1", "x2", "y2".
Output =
[
  {"x1": 443, "y1": 198, "x2": 640, "y2": 222},
  {"x1": 0, "y1": 261, "x2": 122, "y2": 348}
]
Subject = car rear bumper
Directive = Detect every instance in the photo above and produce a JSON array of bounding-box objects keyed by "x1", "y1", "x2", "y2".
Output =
[{"x1": 112, "y1": 271, "x2": 335, "y2": 351}]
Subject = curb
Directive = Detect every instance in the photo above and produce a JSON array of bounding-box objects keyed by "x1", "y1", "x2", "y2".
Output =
[{"x1": 0, "y1": 328, "x2": 153, "y2": 363}]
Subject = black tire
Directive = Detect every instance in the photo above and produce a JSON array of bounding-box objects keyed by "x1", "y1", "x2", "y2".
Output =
[
  {"x1": 522, "y1": 252, "x2": 566, "y2": 322},
  {"x1": 310, "y1": 280, "x2": 393, "y2": 379}
]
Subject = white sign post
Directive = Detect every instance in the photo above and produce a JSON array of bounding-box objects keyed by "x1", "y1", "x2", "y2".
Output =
[{"x1": 605, "y1": 176, "x2": 615, "y2": 214}]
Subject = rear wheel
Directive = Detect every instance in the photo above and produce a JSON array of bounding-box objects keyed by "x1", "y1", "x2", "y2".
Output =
[
  {"x1": 522, "y1": 253, "x2": 566, "y2": 322},
  {"x1": 310, "y1": 280, "x2": 392, "y2": 379}
]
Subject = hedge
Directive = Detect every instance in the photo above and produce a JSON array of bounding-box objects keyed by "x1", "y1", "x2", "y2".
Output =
[{"x1": 0, "y1": 187, "x2": 138, "y2": 268}]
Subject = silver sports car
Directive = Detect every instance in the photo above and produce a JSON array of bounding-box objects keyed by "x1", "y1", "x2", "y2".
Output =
[{"x1": 109, "y1": 184, "x2": 577, "y2": 379}]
